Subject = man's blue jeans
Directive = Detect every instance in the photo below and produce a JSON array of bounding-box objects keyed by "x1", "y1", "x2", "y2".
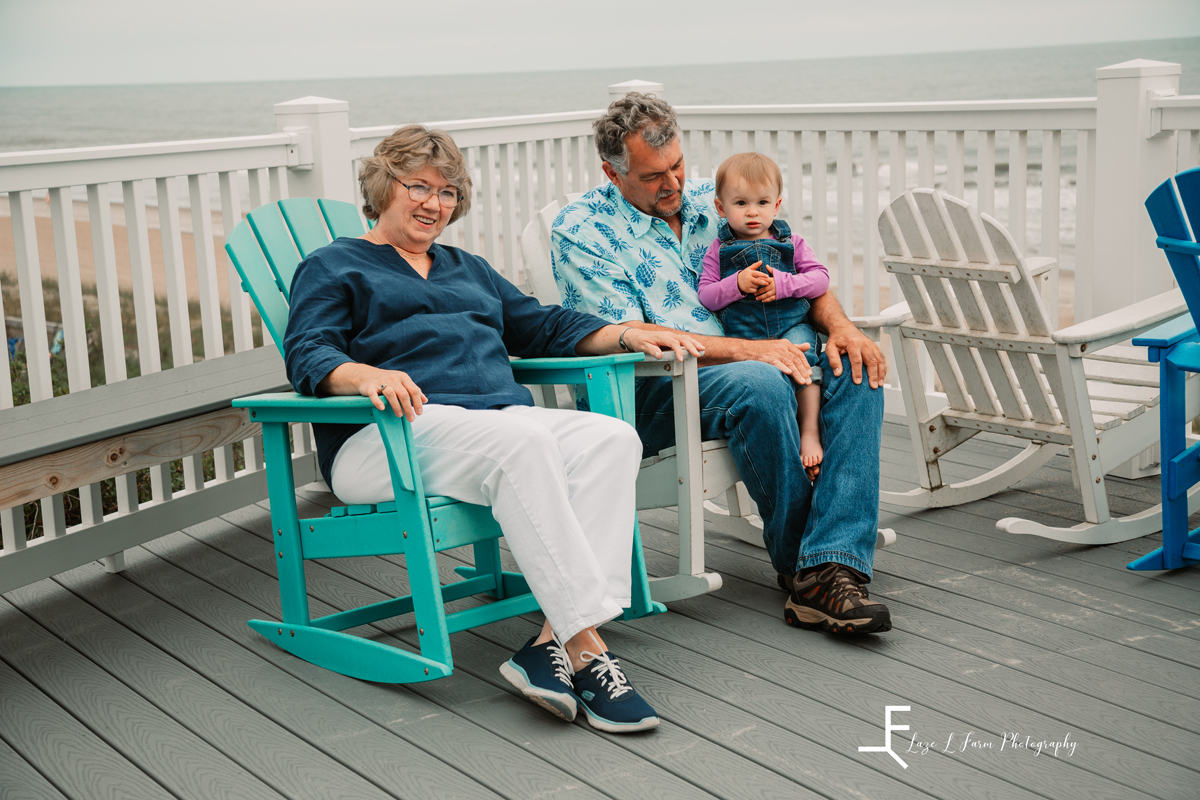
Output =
[{"x1": 634, "y1": 354, "x2": 882, "y2": 579}]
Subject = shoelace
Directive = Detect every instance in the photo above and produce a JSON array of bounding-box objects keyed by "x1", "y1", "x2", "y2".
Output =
[
  {"x1": 548, "y1": 634, "x2": 573, "y2": 684},
  {"x1": 578, "y1": 650, "x2": 633, "y2": 698},
  {"x1": 826, "y1": 567, "x2": 870, "y2": 605}
]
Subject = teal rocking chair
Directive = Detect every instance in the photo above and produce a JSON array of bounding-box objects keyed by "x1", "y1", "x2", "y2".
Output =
[
  {"x1": 1130, "y1": 167, "x2": 1200, "y2": 571},
  {"x1": 225, "y1": 197, "x2": 665, "y2": 683}
]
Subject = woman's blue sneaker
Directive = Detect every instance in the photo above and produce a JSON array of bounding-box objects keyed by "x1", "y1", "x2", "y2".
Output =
[
  {"x1": 572, "y1": 650, "x2": 659, "y2": 733},
  {"x1": 500, "y1": 636, "x2": 577, "y2": 721}
]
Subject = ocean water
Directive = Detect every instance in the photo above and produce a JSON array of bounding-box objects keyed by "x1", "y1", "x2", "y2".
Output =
[{"x1": 1, "y1": 37, "x2": 1198, "y2": 152}]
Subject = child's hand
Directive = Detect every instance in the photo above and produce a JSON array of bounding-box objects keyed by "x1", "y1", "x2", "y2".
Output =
[
  {"x1": 737, "y1": 261, "x2": 772, "y2": 295},
  {"x1": 754, "y1": 266, "x2": 777, "y2": 303}
]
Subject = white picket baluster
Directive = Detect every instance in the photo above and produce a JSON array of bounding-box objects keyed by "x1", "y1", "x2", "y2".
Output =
[
  {"x1": 479, "y1": 144, "x2": 498, "y2": 265},
  {"x1": 836, "y1": 131, "x2": 854, "y2": 309},
  {"x1": 891, "y1": 131, "x2": 908, "y2": 201},
  {"x1": 188, "y1": 173, "x2": 225, "y2": 360},
  {"x1": 462, "y1": 148, "x2": 479, "y2": 256},
  {"x1": 863, "y1": 131, "x2": 880, "y2": 315},
  {"x1": 1041, "y1": 130, "x2": 1062, "y2": 327},
  {"x1": 918, "y1": 131, "x2": 935, "y2": 188},
  {"x1": 11, "y1": 191, "x2": 66, "y2": 537},
  {"x1": 518, "y1": 141, "x2": 534, "y2": 238},
  {"x1": 498, "y1": 143, "x2": 517, "y2": 282},
  {"x1": 812, "y1": 131, "x2": 827, "y2": 262},
  {"x1": 47, "y1": 187, "x2": 90, "y2": 393},
  {"x1": 0, "y1": 208, "x2": 22, "y2": 552},
  {"x1": 948, "y1": 131, "x2": 965, "y2": 198},
  {"x1": 269, "y1": 166, "x2": 288, "y2": 201},
  {"x1": 1010, "y1": 130, "x2": 1028, "y2": 252},
  {"x1": 587, "y1": 134, "x2": 602, "y2": 188},
  {"x1": 1075, "y1": 130, "x2": 1097, "y2": 321},
  {"x1": 553, "y1": 138, "x2": 567, "y2": 202},
  {"x1": 571, "y1": 136, "x2": 585, "y2": 194},
  {"x1": 155, "y1": 177, "x2": 193, "y2": 369},
  {"x1": 979, "y1": 130, "x2": 997, "y2": 216},
  {"x1": 248, "y1": 168, "x2": 270, "y2": 208},
  {"x1": 699, "y1": 131, "x2": 713, "y2": 181},
  {"x1": 86, "y1": 182, "x2": 136, "y2": 539},
  {"x1": 219, "y1": 172, "x2": 253, "y2": 353},
  {"x1": 786, "y1": 131, "x2": 802, "y2": 230},
  {"x1": 535, "y1": 140, "x2": 550, "y2": 209}
]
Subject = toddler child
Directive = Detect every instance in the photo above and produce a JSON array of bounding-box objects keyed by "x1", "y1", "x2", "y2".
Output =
[{"x1": 698, "y1": 152, "x2": 829, "y2": 474}]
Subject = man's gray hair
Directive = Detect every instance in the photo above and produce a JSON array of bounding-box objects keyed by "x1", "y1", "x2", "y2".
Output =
[{"x1": 593, "y1": 92, "x2": 679, "y2": 176}]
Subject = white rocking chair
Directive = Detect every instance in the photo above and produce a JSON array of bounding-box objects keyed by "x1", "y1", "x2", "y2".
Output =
[
  {"x1": 520, "y1": 197, "x2": 897, "y2": 604},
  {"x1": 879, "y1": 188, "x2": 1197, "y2": 545}
]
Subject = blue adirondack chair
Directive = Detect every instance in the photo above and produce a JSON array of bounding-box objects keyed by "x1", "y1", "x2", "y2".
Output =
[
  {"x1": 1130, "y1": 167, "x2": 1200, "y2": 571},
  {"x1": 225, "y1": 197, "x2": 665, "y2": 682}
]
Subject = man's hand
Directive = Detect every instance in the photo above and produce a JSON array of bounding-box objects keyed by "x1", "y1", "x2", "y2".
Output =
[
  {"x1": 824, "y1": 326, "x2": 888, "y2": 388},
  {"x1": 744, "y1": 339, "x2": 813, "y2": 385},
  {"x1": 736, "y1": 261, "x2": 772, "y2": 296}
]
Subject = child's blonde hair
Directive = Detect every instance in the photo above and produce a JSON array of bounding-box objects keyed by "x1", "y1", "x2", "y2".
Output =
[{"x1": 715, "y1": 152, "x2": 783, "y2": 198}]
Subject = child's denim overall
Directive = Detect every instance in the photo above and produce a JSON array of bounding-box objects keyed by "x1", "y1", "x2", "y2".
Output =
[{"x1": 716, "y1": 219, "x2": 821, "y2": 380}]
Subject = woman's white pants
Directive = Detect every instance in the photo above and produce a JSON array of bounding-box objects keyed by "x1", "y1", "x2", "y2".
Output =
[{"x1": 329, "y1": 404, "x2": 643, "y2": 642}]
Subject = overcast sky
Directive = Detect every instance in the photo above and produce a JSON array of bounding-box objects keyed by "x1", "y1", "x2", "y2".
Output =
[{"x1": 1, "y1": 0, "x2": 1198, "y2": 87}]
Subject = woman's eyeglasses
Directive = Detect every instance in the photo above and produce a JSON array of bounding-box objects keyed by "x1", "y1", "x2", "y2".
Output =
[{"x1": 395, "y1": 178, "x2": 459, "y2": 208}]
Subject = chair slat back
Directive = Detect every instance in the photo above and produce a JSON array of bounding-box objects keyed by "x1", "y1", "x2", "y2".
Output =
[
  {"x1": 227, "y1": 198, "x2": 361, "y2": 354},
  {"x1": 225, "y1": 224, "x2": 292, "y2": 357},
  {"x1": 247, "y1": 204, "x2": 302, "y2": 301},
  {"x1": 879, "y1": 189, "x2": 1064, "y2": 426},
  {"x1": 1147, "y1": 167, "x2": 1200, "y2": 332},
  {"x1": 279, "y1": 197, "x2": 332, "y2": 257},
  {"x1": 319, "y1": 198, "x2": 369, "y2": 239}
]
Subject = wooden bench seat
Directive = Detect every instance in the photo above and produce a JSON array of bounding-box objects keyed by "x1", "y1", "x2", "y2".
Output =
[{"x1": 0, "y1": 346, "x2": 308, "y2": 596}]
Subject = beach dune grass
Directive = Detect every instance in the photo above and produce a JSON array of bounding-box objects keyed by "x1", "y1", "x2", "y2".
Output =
[{"x1": 4, "y1": 275, "x2": 264, "y2": 539}]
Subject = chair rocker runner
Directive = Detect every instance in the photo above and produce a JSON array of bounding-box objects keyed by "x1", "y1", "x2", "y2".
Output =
[
  {"x1": 1130, "y1": 167, "x2": 1200, "y2": 571},
  {"x1": 520, "y1": 197, "x2": 898, "y2": 598},
  {"x1": 879, "y1": 188, "x2": 1195, "y2": 545},
  {"x1": 225, "y1": 197, "x2": 665, "y2": 685}
]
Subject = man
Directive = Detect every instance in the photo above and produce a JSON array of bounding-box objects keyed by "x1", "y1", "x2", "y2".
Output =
[{"x1": 552, "y1": 93, "x2": 892, "y2": 634}]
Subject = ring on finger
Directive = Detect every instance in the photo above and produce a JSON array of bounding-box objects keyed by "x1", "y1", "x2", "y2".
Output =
[{"x1": 379, "y1": 384, "x2": 388, "y2": 393}]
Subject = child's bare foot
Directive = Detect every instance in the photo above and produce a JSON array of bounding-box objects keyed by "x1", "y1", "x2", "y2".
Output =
[{"x1": 801, "y1": 432, "x2": 823, "y2": 482}]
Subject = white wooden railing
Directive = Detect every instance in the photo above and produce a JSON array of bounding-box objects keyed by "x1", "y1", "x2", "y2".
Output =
[
  {"x1": 1, "y1": 60, "x2": 1198, "y2": 587},
  {"x1": 0, "y1": 133, "x2": 313, "y2": 581}
]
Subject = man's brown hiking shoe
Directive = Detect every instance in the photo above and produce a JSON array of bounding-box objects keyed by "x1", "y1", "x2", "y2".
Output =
[{"x1": 784, "y1": 563, "x2": 892, "y2": 634}]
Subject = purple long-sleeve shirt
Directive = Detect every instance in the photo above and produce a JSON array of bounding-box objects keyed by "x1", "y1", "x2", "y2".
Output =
[{"x1": 697, "y1": 234, "x2": 830, "y2": 311}]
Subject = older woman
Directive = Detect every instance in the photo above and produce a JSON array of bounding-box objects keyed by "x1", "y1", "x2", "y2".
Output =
[{"x1": 283, "y1": 125, "x2": 701, "y2": 733}]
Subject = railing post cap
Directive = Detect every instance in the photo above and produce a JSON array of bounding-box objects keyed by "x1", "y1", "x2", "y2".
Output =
[
  {"x1": 607, "y1": 79, "x2": 665, "y2": 104},
  {"x1": 274, "y1": 96, "x2": 350, "y2": 115},
  {"x1": 1096, "y1": 60, "x2": 1181, "y2": 80}
]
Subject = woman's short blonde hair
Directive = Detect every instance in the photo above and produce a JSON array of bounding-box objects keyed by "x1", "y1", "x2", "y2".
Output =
[
  {"x1": 358, "y1": 124, "x2": 472, "y2": 222},
  {"x1": 715, "y1": 152, "x2": 783, "y2": 198}
]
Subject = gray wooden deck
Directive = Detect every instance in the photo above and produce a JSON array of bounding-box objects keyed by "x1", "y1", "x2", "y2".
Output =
[{"x1": 3, "y1": 421, "x2": 1199, "y2": 800}]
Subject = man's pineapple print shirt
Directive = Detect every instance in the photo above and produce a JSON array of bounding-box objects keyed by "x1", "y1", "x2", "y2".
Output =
[{"x1": 550, "y1": 179, "x2": 725, "y2": 336}]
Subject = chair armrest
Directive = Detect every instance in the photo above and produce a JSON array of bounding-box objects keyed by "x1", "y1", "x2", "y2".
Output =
[
  {"x1": 510, "y1": 352, "x2": 644, "y2": 386},
  {"x1": 235, "y1": 392, "x2": 418, "y2": 493},
  {"x1": 852, "y1": 302, "x2": 911, "y2": 332},
  {"x1": 1025, "y1": 256, "x2": 1056, "y2": 277},
  {"x1": 235, "y1": 392, "x2": 374, "y2": 410},
  {"x1": 1133, "y1": 315, "x2": 1199, "y2": 361},
  {"x1": 1052, "y1": 288, "x2": 1187, "y2": 354}
]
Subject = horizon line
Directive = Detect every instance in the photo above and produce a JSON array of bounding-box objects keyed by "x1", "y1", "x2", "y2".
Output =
[{"x1": 2, "y1": 34, "x2": 1197, "y2": 91}]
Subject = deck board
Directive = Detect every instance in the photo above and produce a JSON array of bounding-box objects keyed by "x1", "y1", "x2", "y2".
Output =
[
  {"x1": 3, "y1": 421, "x2": 1200, "y2": 799},
  {"x1": 0, "y1": 734, "x2": 70, "y2": 800}
]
